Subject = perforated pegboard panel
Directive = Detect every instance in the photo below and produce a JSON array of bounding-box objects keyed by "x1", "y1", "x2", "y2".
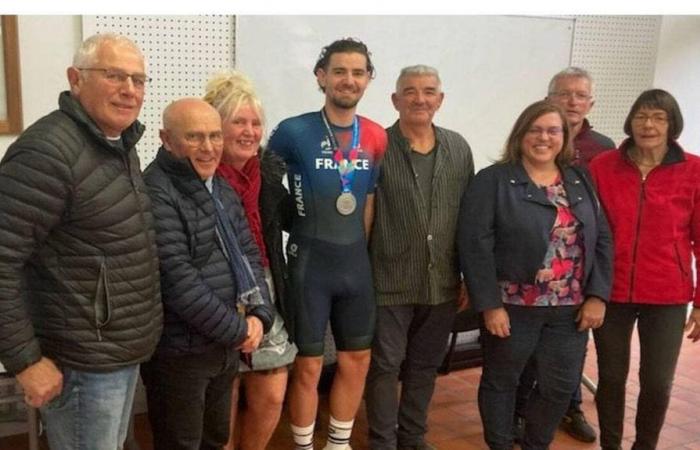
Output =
[
  {"x1": 571, "y1": 16, "x2": 661, "y2": 145},
  {"x1": 82, "y1": 16, "x2": 235, "y2": 164}
]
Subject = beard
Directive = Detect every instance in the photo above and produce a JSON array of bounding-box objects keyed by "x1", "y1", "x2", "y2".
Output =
[{"x1": 328, "y1": 91, "x2": 361, "y2": 110}]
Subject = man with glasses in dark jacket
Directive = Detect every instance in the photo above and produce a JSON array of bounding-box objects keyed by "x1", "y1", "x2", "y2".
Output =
[
  {"x1": 0, "y1": 33, "x2": 163, "y2": 450},
  {"x1": 140, "y1": 98, "x2": 273, "y2": 450}
]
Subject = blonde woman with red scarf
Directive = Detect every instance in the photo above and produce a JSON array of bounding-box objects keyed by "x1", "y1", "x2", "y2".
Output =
[{"x1": 204, "y1": 71, "x2": 297, "y2": 450}]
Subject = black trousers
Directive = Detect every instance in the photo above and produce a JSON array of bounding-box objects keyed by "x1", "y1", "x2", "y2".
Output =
[
  {"x1": 140, "y1": 347, "x2": 239, "y2": 450},
  {"x1": 594, "y1": 303, "x2": 687, "y2": 450}
]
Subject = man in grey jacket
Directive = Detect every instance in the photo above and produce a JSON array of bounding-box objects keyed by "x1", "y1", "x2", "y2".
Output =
[
  {"x1": 0, "y1": 33, "x2": 162, "y2": 450},
  {"x1": 366, "y1": 65, "x2": 474, "y2": 450}
]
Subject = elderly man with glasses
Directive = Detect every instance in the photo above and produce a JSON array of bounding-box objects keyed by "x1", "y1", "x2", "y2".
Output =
[
  {"x1": 0, "y1": 33, "x2": 163, "y2": 450},
  {"x1": 546, "y1": 67, "x2": 615, "y2": 167},
  {"x1": 139, "y1": 98, "x2": 273, "y2": 450}
]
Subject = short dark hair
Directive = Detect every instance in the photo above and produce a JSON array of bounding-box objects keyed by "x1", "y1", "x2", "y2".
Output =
[
  {"x1": 313, "y1": 38, "x2": 375, "y2": 78},
  {"x1": 623, "y1": 89, "x2": 684, "y2": 141},
  {"x1": 499, "y1": 100, "x2": 573, "y2": 167}
]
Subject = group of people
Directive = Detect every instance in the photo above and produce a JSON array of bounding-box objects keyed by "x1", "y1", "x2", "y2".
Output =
[{"x1": 0, "y1": 31, "x2": 699, "y2": 450}]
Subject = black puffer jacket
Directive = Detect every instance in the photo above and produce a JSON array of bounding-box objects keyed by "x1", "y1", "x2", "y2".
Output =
[
  {"x1": 144, "y1": 148, "x2": 273, "y2": 356},
  {"x1": 0, "y1": 92, "x2": 163, "y2": 374}
]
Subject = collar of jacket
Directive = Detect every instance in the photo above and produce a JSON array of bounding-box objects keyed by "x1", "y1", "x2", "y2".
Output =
[
  {"x1": 388, "y1": 119, "x2": 444, "y2": 155},
  {"x1": 154, "y1": 146, "x2": 217, "y2": 215},
  {"x1": 260, "y1": 147, "x2": 286, "y2": 185},
  {"x1": 619, "y1": 137, "x2": 686, "y2": 166},
  {"x1": 58, "y1": 91, "x2": 145, "y2": 153},
  {"x1": 578, "y1": 118, "x2": 593, "y2": 137},
  {"x1": 506, "y1": 161, "x2": 586, "y2": 208},
  {"x1": 154, "y1": 146, "x2": 204, "y2": 181}
]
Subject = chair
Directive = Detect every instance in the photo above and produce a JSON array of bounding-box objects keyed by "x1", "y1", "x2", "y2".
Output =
[
  {"x1": 438, "y1": 307, "x2": 483, "y2": 374},
  {"x1": 0, "y1": 370, "x2": 40, "y2": 450}
]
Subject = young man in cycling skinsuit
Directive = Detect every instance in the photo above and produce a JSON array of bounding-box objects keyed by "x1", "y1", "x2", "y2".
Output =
[{"x1": 268, "y1": 38, "x2": 387, "y2": 450}]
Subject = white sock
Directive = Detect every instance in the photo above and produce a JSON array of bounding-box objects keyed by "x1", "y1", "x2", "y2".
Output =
[
  {"x1": 291, "y1": 422, "x2": 315, "y2": 450},
  {"x1": 325, "y1": 415, "x2": 354, "y2": 450}
]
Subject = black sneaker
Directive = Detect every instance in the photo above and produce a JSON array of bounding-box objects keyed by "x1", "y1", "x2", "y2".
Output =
[{"x1": 560, "y1": 409, "x2": 597, "y2": 443}]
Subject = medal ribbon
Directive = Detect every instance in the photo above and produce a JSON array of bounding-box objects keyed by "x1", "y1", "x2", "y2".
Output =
[{"x1": 321, "y1": 109, "x2": 360, "y2": 194}]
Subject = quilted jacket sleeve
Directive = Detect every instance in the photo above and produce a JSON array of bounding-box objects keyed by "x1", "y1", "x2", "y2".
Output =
[{"x1": 0, "y1": 130, "x2": 71, "y2": 374}]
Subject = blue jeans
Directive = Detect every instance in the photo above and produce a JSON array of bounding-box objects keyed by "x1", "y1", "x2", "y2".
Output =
[
  {"x1": 40, "y1": 364, "x2": 139, "y2": 450},
  {"x1": 515, "y1": 347, "x2": 586, "y2": 418},
  {"x1": 478, "y1": 305, "x2": 587, "y2": 450}
]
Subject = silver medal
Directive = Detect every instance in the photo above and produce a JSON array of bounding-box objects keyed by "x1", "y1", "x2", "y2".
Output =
[{"x1": 336, "y1": 192, "x2": 357, "y2": 215}]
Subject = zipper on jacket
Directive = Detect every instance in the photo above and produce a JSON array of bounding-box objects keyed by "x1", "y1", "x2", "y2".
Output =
[
  {"x1": 674, "y1": 243, "x2": 689, "y2": 279},
  {"x1": 124, "y1": 152, "x2": 160, "y2": 321},
  {"x1": 627, "y1": 175, "x2": 646, "y2": 301}
]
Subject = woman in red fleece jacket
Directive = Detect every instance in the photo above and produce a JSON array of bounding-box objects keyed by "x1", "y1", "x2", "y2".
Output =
[{"x1": 589, "y1": 89, "x2": 700, "y2": 450}]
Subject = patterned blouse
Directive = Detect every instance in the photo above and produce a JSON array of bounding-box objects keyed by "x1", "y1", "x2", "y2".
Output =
[{"x1": 500, "y1": 178, "x2": 585, "y2": 306}]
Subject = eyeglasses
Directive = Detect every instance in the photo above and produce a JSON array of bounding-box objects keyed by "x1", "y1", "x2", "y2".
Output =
[
  {"x1": 526, "y1": 126, "x2": 563, "y2": 137},
  {"x1": 631, "y1": 113, "x2": 668, "y2": 126},
  {"x1": 550, "y1": 91, "x2": 592, "y2": 102},
  {"x1": 78, "y1": 68, "x2": 151, "y2": 89},
  {"x1": 183, "y1": 131, "x2": 224, "y2": 146}
]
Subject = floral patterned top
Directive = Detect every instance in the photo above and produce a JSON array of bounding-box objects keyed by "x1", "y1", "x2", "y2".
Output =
[{"x1": 500, "y1": 178, "x2": 585, "y2": 306}]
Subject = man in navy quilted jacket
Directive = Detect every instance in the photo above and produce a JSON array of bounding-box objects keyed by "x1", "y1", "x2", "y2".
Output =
[{"x1": 139, "y1": 98, "x2": 273, "y2": 450}]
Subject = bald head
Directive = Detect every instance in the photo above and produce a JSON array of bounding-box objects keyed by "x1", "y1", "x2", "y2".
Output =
[{"x1": 160, "y1": 98, "x2": 224, "y2": 179}]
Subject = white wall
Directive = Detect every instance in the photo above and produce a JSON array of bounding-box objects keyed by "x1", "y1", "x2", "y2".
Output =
[
  {"x1": 0, "y1": 16, "x2": 81, "y2": 155},
  {"x1": 237, "y1": 16, "x2": 573, "y2": 171},
  {"x1": 654, "y1": 16, "x2": 700, "y2": 154},
  {"x1": 3, "y1": 15, "x2": 699, "y2": 158}
]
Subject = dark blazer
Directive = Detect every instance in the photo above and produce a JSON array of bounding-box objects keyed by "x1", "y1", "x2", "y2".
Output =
[
  {"x1": 458, "y1": 162, "x2": 613, "y2": 312},
  {"x1": 259, "y1": 149, "x2": 294, "y2": 323}
]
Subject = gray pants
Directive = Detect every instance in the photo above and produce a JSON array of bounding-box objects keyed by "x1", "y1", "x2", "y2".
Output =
[{"x1": 365, "y1": 301, "x2": 456, "y2": 449}]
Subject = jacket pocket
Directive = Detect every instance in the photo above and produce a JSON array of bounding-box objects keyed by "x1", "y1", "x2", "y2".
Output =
[{"x1": 93, "y1": 258, "x2": 112, "y2": 341}]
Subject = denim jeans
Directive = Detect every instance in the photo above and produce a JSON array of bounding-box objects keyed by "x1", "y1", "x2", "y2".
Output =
[
  {"x1": 365, "y1": 301, "x2": 457, "y2": 450},
  {"x1": 40, "y1": 364, "x2": 139, "y2": 450},
  {"x1": 140, "y1": 346, "x2": 239, "y2": 450},
  {"x1": 515, "y1": 347, "x2": 586, "y2": 417},
  {"x1": 478, "y1": 304, "x2": 588, "y2": 450},
  {"x1": 594, "y1": 303, "x2": 687, "y2": 450}
]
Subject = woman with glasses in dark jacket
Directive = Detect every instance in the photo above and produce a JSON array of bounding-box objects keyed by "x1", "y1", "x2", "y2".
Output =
[{"x1": 458, "y1": 100, "x2": 613, "y2": 450}]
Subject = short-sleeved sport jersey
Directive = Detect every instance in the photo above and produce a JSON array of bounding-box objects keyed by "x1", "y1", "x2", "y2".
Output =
[{"x1": 268, "y1": 111, "x2": 387, "y2": 245}]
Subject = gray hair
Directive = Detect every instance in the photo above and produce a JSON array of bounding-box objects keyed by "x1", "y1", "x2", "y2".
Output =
[
  {"x1": 547, "y1": 66, "x2": 594, "y2": 95},
  {"x1": 73, "y1": 33, "x2": 145, "y2": 69},
  {"x1": 395, "y1": 64, "x2": 442, "y2": 93}
]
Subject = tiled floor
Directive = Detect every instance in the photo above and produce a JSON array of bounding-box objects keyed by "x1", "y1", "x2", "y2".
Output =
[{"x1": 2, "y1": 331, "x2": 700, "y2": 449}]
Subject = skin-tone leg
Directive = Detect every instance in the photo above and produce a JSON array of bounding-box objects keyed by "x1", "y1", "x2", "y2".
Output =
[
  {"x1": 238, "y1": 368, "x2": 289, "y2": 450},
  {"x1": 329, "y1": 350, "x2": 371, "y2": 421},
  {"x1": 289, "y1": 356, "x2": 324, "y2": 427},
  {"x1": 222, "y1": 377, "x2": 242, "y2": 450}
]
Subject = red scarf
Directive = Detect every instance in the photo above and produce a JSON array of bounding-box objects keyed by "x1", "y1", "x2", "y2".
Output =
[{"x1": 217, "y1": 157, "x2": 269, "y2": 267}]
